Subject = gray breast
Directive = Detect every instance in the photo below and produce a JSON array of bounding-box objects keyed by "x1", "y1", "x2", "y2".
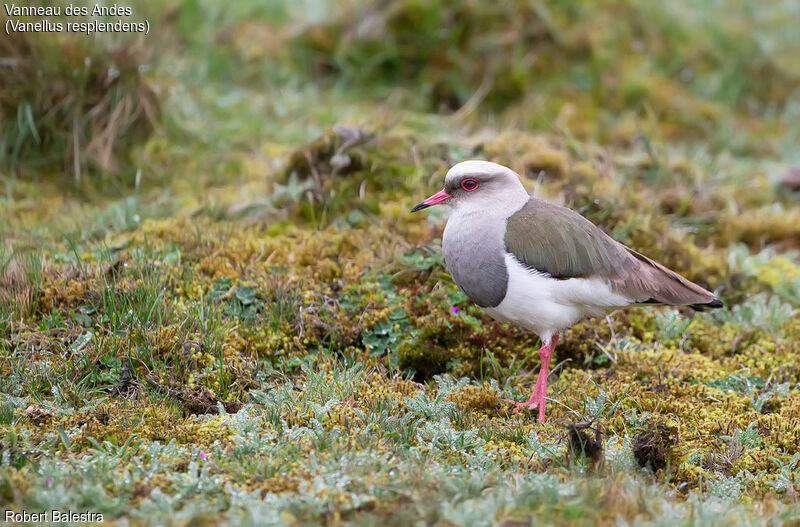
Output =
[{"x1": 442, "y1": 214, "x2": 508, "y2": 307}]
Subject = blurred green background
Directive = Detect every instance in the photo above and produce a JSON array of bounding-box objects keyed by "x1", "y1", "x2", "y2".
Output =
[{"x1": 2, "y1": 0, "x2": 799, "y2": 195}]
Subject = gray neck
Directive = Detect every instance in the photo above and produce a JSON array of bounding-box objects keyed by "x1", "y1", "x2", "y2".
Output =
[
  {"x1": 442, "y1": 206, "x2": 518, "y2": 307},
  {"x1": 440, "y1": 173, "x2": 530, "y2": 308}
]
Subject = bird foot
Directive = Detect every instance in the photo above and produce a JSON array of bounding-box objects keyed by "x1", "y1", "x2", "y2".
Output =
[{"x1": 503, "y1": 397, "x2": 540, "y2": 414}]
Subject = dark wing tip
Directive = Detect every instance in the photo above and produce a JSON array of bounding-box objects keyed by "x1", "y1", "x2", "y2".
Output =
[
  {"x1": 689, "y1": 297, "x2": 723, "y2": 311},
  {"x1": 635, "y1": 298, "x2": 662, "y2": 305}
]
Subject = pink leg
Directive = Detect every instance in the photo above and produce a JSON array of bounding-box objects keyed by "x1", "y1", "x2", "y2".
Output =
[{"x1": 505, "y1": 335, "x2": 559, "y2": 424}]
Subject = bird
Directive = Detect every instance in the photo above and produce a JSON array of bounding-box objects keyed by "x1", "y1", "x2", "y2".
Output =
[{"x1": 411, "y1": 160, "x2": 722, "y2": 424}]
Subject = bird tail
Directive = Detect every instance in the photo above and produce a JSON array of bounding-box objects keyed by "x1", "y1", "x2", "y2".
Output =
[
  {"x1": 688, "y1": 297, "x2": 724, "y2": 311},
  {"x1": 625, "y1": 248, "x2": 722, "y2": 309}
]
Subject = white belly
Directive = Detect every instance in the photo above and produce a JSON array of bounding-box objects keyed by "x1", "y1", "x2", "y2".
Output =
[{"x1": 483, "y1": 254, "x2": 633, "y2": 344}]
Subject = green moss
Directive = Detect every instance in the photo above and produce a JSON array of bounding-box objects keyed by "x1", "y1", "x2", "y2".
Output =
[{"x1": 397, "y1": 327, "x2": 453, "y2": 381}]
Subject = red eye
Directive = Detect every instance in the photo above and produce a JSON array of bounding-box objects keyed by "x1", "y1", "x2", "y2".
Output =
[{"x1": 461, "y1": 179, "x2": 479, "y2": 191}]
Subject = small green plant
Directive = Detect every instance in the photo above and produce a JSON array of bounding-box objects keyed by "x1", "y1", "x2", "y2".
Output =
[
  {"x1": 708, "y1": 473, "x2": 747, "y2": 499},
  {"x1": 224, "y1": 286, "x2": 261, "y2": 322},
  {"x1": 397, "y1": 249, "x2": 444, "y2": 272},
  {"x1": 582, "y1": 382, "x2": 631, "y2": 419},
  {"x1": 765, "y1": 454, "x2": 800, "y2": 495},
  {"x1": 361, "y1": 308, "x2": 410, "y2": 358},
  {"x1": 704, "y1": 374, "x2": 766, "y2": 394},
  {"x1": 654, "y1": 308, "x2": 693, "y2": 342},
  {"x1": 751, "y1": 382, "x2": 792, "y2": 414},
  {"x1": 404, "y1": 390, "x2": 456, "y2": 421},
  {"x1": 714, "y1": 294, "x2": 795, "y2": 334},
  {"x1": 722, "y1": 422, "x2": 762, "y2": 450}
]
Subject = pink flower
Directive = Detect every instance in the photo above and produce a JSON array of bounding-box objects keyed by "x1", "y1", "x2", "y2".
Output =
[
  {"x1": 46, "y1": 477, "x2": 52, "y2": 487},
  {"x1": 199, "y1": 451, "x2": 207, "y2": 461},
  {"x1": 450, "y1": 306, "x2": 459, "y2": 315}
]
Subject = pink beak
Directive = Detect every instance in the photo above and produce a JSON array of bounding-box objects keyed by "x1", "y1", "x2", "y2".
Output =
[{"x1": 410, "y1": 189, "x2": 451, "y2": 212}]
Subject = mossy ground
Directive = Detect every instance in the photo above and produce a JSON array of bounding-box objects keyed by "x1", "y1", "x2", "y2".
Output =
[{"x1": 2, "y1": 1, "x2": 800, "y2": 525}]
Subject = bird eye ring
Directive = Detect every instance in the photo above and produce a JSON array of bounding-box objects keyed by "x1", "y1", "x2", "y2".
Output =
[{"x1": 461, "y1": 179, "x2": 479, "y2": 191}]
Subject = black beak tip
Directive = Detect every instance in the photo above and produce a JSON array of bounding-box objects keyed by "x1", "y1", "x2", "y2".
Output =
[{"x1": 410, "y1": 202, "x2": 429, "y2": 213}]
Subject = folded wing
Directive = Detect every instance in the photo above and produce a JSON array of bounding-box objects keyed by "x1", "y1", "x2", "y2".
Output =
[{"x1": 504, "y1": 198, "x2": 721, "y2": 309}]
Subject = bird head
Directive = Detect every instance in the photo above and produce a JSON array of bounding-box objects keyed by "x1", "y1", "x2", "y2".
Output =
[{"x1": 411, "y1": 160, "x2": 527, "y2": 213}]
